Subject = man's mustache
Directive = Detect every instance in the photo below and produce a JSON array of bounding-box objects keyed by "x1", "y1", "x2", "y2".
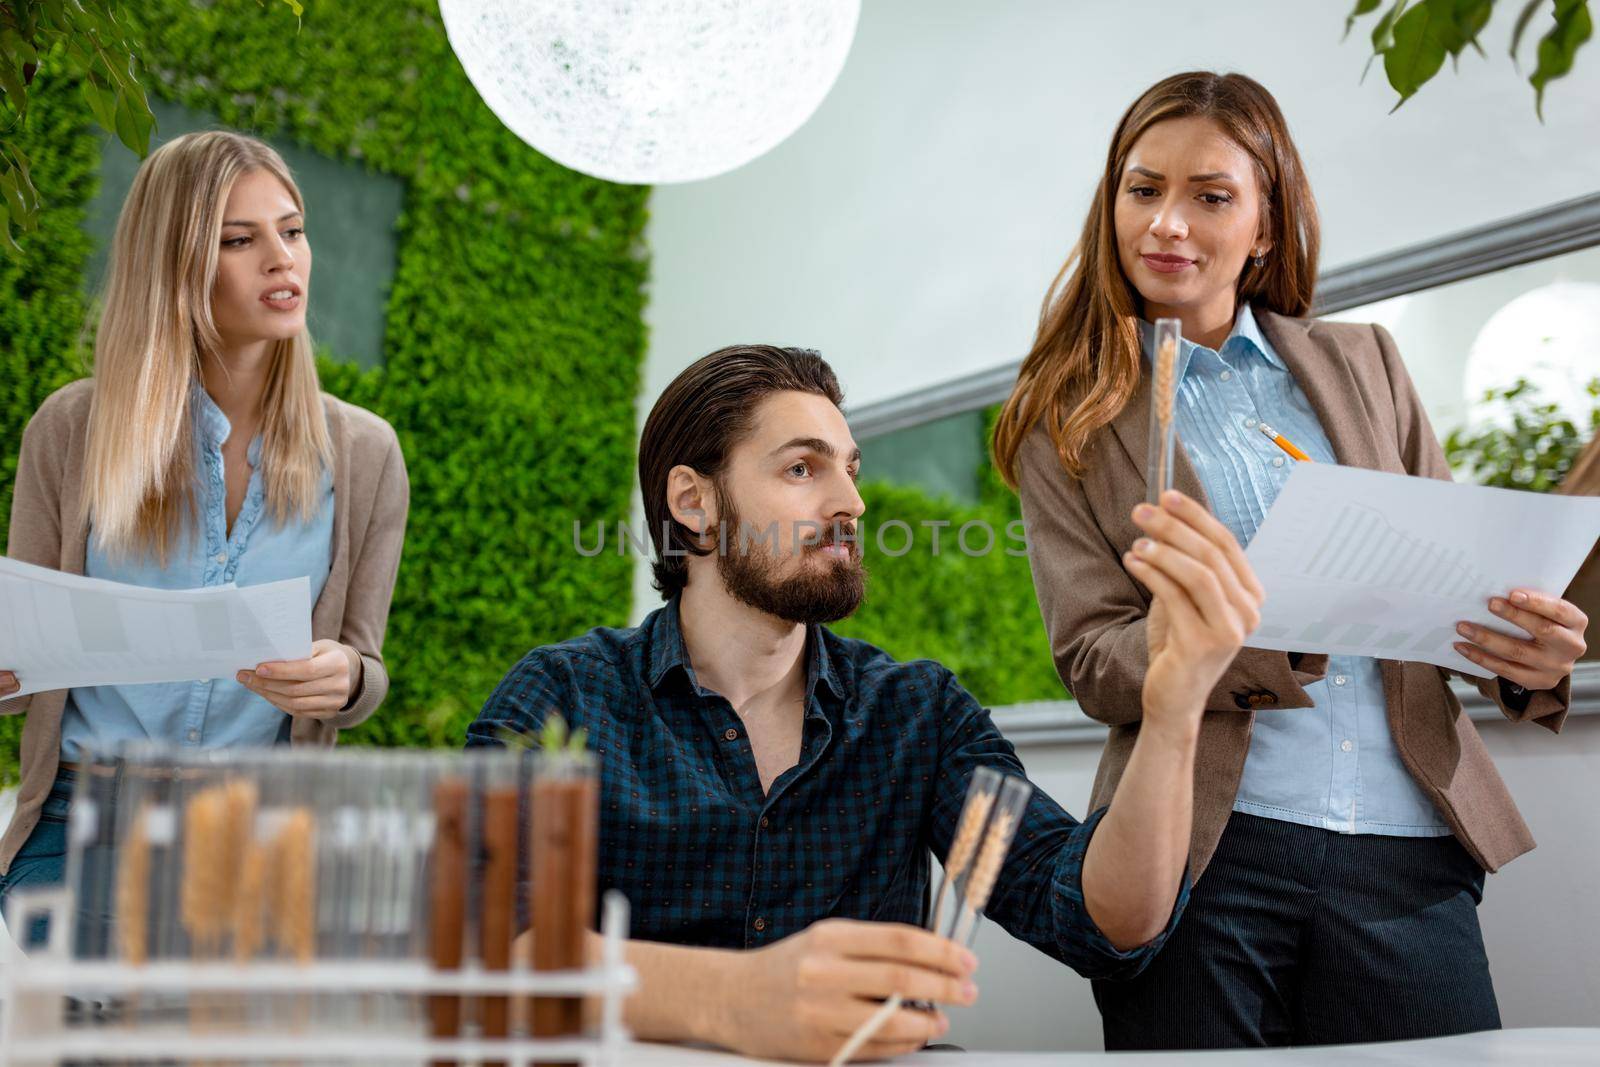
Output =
[{"x1": 809, "y1": 525, "x2": 860, "y2": 551}]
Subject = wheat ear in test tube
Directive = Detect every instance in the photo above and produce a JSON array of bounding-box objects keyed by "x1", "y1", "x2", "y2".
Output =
[
  {"x1": 233, "y1": 838, "x2": 270, "y2": 961},
  {"x1": 181, "y1": 786, "x2": 231, "y2": 952},
  {"x1": 1147, "y1": 322, "x2": 1180, "y2": 507},
  {"x1": 181, "y1": 785, "x2": 230, "y2": 1064},
  {"x1": 835, "y1": 783, "x2": 1002, "y2": 1067},
  {"x1": 115, "y1": 806, "x2": 151, "y2": 964},
  {"x1": 273, "y1": 807, "x2": 317, "y2": 963},
  {"x1": 950, "y1": 809, "x2": 1018, "y2": 946},
  {"x1": 929, "y1": 784, "x2": 995, "y2": 935},
  {"x1": 963, "y1": 812, "x2": 1013, "y2": 914}
]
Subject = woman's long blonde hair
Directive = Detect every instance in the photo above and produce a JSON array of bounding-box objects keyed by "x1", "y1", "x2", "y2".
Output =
[
  {"x1": 82, "y1": 130, "x2": 332, "y2": 562},
  {"x1": 991, "y1": 72, "x2": 1320, "y2": 486}
]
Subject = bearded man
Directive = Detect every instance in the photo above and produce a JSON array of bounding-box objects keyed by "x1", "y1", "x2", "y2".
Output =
[{"x1": 467, "y1": 344, "x2": 1264, "y2": 1063}]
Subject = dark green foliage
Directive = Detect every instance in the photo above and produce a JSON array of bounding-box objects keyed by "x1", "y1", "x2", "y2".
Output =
[
  {"x1": 1444, "y1": 377, "x2": 1600, "y2": 491},
  {"x1": 834, "y1": 406, "x2": 1067, "y2": 706},
  {"x1": 1347, "y1": 0, "x2": 1593, "y2": 115},
  {"x1": 1, "y1": 1, "x2": 649, "y2": 781},
  {"x1": 0, "y1": 67, "x2": 99, "y2": 782}
]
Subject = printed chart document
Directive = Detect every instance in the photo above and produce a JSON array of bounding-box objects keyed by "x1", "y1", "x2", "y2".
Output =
[
  {"x1": 0, "y1": 556, "x2": 311, "y2": 697},
  {"x1": 1244, "y1": 464, "x2": 1600, "y2": 678}
]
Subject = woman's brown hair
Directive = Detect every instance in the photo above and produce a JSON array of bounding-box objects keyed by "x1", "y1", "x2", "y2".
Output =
[{"x1": 991, "y1": 71, "x2": 1319, "y2": 486}]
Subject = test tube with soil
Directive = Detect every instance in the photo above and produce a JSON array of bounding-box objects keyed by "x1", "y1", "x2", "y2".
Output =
[
  {"x1": 528, "y1": 747, "x2": 599, "y2": 1066},
  {"x1": 478, "y1": 751, "x2": 522, "y2": 1066},
  {"x1": 428, "y1": 764, "x2": 472, "y2": 1067}
]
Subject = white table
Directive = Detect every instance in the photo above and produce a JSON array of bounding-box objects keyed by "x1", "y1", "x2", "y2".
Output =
[{"x1": 622, "y1": 1027, "x2": 1600, "y2": 1065}]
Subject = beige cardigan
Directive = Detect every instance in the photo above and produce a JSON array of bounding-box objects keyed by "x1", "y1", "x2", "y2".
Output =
[
  {"x1": 1, "y1": 379, "x2": 409, "y2": 873},
  {"x1": 1016, "y1": 310, "x2": 1572, "y2": 880}
]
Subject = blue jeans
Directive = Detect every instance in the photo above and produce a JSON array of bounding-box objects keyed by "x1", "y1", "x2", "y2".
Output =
[{"x1": 0, "y1": 768, "x2": 76, "y2": 949}]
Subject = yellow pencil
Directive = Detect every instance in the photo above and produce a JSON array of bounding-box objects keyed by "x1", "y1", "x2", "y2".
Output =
[{"x1": 1257, "y1": 422, "x2": 1312, "y2": 462}]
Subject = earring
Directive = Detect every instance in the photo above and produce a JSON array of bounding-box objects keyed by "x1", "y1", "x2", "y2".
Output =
[{"x1": 1252, "y1": 250, "x2": 1266, "y2": 267}]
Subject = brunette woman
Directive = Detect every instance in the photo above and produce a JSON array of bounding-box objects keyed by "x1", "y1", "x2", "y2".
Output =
[{"x1": 993, "y1": 72, "x2": 1585, "y2": 1049}]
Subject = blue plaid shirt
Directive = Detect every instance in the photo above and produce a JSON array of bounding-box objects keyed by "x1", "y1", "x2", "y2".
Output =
[{"x1": 467, "y1": 600, "x2": 1187, "y2": 980}]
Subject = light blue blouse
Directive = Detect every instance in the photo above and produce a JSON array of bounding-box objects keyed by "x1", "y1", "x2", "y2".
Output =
[
  {"x1": 59, "y1": 387, "x2": 334, "y2": 760},
  {"x1": 1143, "y1": 305, "x2": 1450, "y2": 837}
]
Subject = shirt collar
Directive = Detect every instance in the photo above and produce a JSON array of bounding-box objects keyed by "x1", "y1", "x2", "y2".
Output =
[
  {"x1": 1231, "y1": 304, "x2": 1286, "y2": 370},
  {"x1": 1138, "y1": 302, "x2": 1286, "y2": 379},
  {"x1": 191, "y1": 383, "x2": 264, "y2": 465},
  {"x1": 645, "y1": 597, "x2": 846, "y2": 703}
]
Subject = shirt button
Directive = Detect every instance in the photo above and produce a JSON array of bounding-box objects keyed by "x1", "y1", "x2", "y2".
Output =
[
  {"x1": 1334, "y1": 675, "x2": 1348, "y2": 686},
  {"x1": 1340, "y1": 739, "x2": 1353, "y2": 753},
  {"x1": 1244, "y1": 417, "x2": 1258, "y2": 429},
  {"x1": 214, "y1": 552, "x2": 228, "y2": 565},
  {"x1": 723, "y1": 728, "x2": 739, "y2": 741},
  {"x1": 753, "y1": 917, "x2": 767, "y2": 932},
  {"x1": 1219, "y1": 370, "x2": 1232, "y2": 382},
  {"x1": 187, "y1": 730, "x2": 200, "y2": 742},
  {"x1": 760, "y1": 816, "x2": 770, "y2": 829},
  {"x1": 1272, "y1": 456, "x2": 1285, "y2": 468}
]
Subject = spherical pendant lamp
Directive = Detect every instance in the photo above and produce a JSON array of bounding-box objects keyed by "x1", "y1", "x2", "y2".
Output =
[{"x1": 439, "y1": 0, "x2": 861, "y2": 184}]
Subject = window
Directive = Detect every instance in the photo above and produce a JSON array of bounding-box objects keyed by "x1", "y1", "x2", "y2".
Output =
[{"x1": 81, "y1": 96, "x2": 404, "y2": 369}]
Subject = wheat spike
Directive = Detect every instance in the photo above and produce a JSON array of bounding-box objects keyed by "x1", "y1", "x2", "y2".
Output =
[
  {"x1": 232, "y1": 839, "x2": 270, "y2": 962},
  {"x1": 1154, "y1": 335, "x2": 1178, "y2": 431},
  {"x1": 273, "y1": 807, "x2": 317, "y2": 963},
  {"x1": 181, "y1": 787, "x2": 231, "y2": 953},
  {"x1": 962, "y1": 810, "x2": 1015, "y2": 916},
  {"x1": 945, "y1": 788, "x2": 995, "y2": 881},
  {"x1": 222, "y1": 781, "x2": 258, "y2": 878},
  {"x1": 115, "y1": 806, "x2": 152, "y2": 965}
]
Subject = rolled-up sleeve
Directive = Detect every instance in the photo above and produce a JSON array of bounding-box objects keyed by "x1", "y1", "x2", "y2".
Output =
[{"x1": 931, "y1": 668, "x2": 1188, "y2": 980}]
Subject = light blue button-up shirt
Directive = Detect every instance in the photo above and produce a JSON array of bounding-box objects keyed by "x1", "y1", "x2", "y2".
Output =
[
  {"x1": 59, "y1": 387, "x2": 334, "y2": 760},
  {"x1": 1143, "y1": 305, "x2": 1450, "y2": 836}
]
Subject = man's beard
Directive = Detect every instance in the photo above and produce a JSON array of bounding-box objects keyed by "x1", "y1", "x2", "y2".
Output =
[{"x1": 713, "y1": 489, "x2": 866, "y2": 625}]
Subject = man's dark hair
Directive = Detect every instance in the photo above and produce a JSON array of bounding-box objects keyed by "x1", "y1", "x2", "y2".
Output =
[{"x1": 639, "y1": 344, "x2": 845, "y2": 598}]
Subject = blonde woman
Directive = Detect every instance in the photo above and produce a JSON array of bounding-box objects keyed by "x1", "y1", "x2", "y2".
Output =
[{"x1": 0, "y1": 131, "x2": 409, "y2": 936}]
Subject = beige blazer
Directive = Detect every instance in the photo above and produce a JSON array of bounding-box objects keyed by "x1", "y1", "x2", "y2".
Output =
[
  {"x1": 1016, "y1": 309, "x2": 1572, "y2": 880},
  {"x1": 1, "y1": 379, "x2": 409, "y2": 873}
]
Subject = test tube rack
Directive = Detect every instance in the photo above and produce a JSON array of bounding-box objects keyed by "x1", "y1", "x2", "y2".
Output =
[{"x1": 0, "y1": 887, "x2": 639, "y2": 1066}]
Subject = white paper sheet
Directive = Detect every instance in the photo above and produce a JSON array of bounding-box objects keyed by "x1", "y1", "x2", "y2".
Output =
[
  {"x1": 1243, "y1": 464, "x2": 1600, "y2": 678},
  {"x1": 0, "y1": 556, "x2": 312, "y2": 697}
]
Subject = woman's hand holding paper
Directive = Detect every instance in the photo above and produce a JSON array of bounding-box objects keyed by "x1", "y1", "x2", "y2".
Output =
[
  {"x1": 236, "y1": 639, "x2": 361, "y2": 718},
  {"x1": 1455, "y1": 590, "x2": 1587, "y2": 692}
]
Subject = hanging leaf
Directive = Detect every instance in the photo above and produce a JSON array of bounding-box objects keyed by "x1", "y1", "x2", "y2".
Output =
[
  {"x1": 111, "y1": 83, "x2": 152, "y2": 156},
  {"x1": 1511, "y1": 0, "x2": 1548, "y2": 67},
  {"x1": 80, "y1": 70, "x2": 118, "y2": 133},
  {"x1": 1441, "y1": 0, "x2": 1495, "y2": 57},
  {"x1": 1531, "y1": 0, "x2": 1594, "y2": 117},
  {"x1": 1372, "y1": 0, "x2": 1415, "y2": 52},
  {"x1": 1386, "y1": 0, "x2": 1451, "y2": 107},
  {"x1": 0, "y1": 168, "x2": 28, "y2": 226},
  {"x1": 8, "y1": 143, "x2": 37, "y2": 213},
  {"x1": 1345, "y1": 0, "x2": 1385, "y2": 39},
  {"x1": 0, "y1": 216, "x2": 22, "y2": 257}
]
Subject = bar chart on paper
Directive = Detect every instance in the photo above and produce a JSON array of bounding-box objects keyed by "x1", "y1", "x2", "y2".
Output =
[
  {"x1": 1302, "y1": 502, "x2": 1493, "y2": 599},
  {"x1": 0, "y1": 556, "x2": 312, "y2": 697},
  {"x1": 1243, "y1": 464, "x2": 1600, "y2": 677}
]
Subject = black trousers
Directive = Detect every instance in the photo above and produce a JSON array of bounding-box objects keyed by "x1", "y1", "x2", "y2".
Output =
[{"x1": 1093, "y1": 812, "x2": 1501, "y2": 1049}]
